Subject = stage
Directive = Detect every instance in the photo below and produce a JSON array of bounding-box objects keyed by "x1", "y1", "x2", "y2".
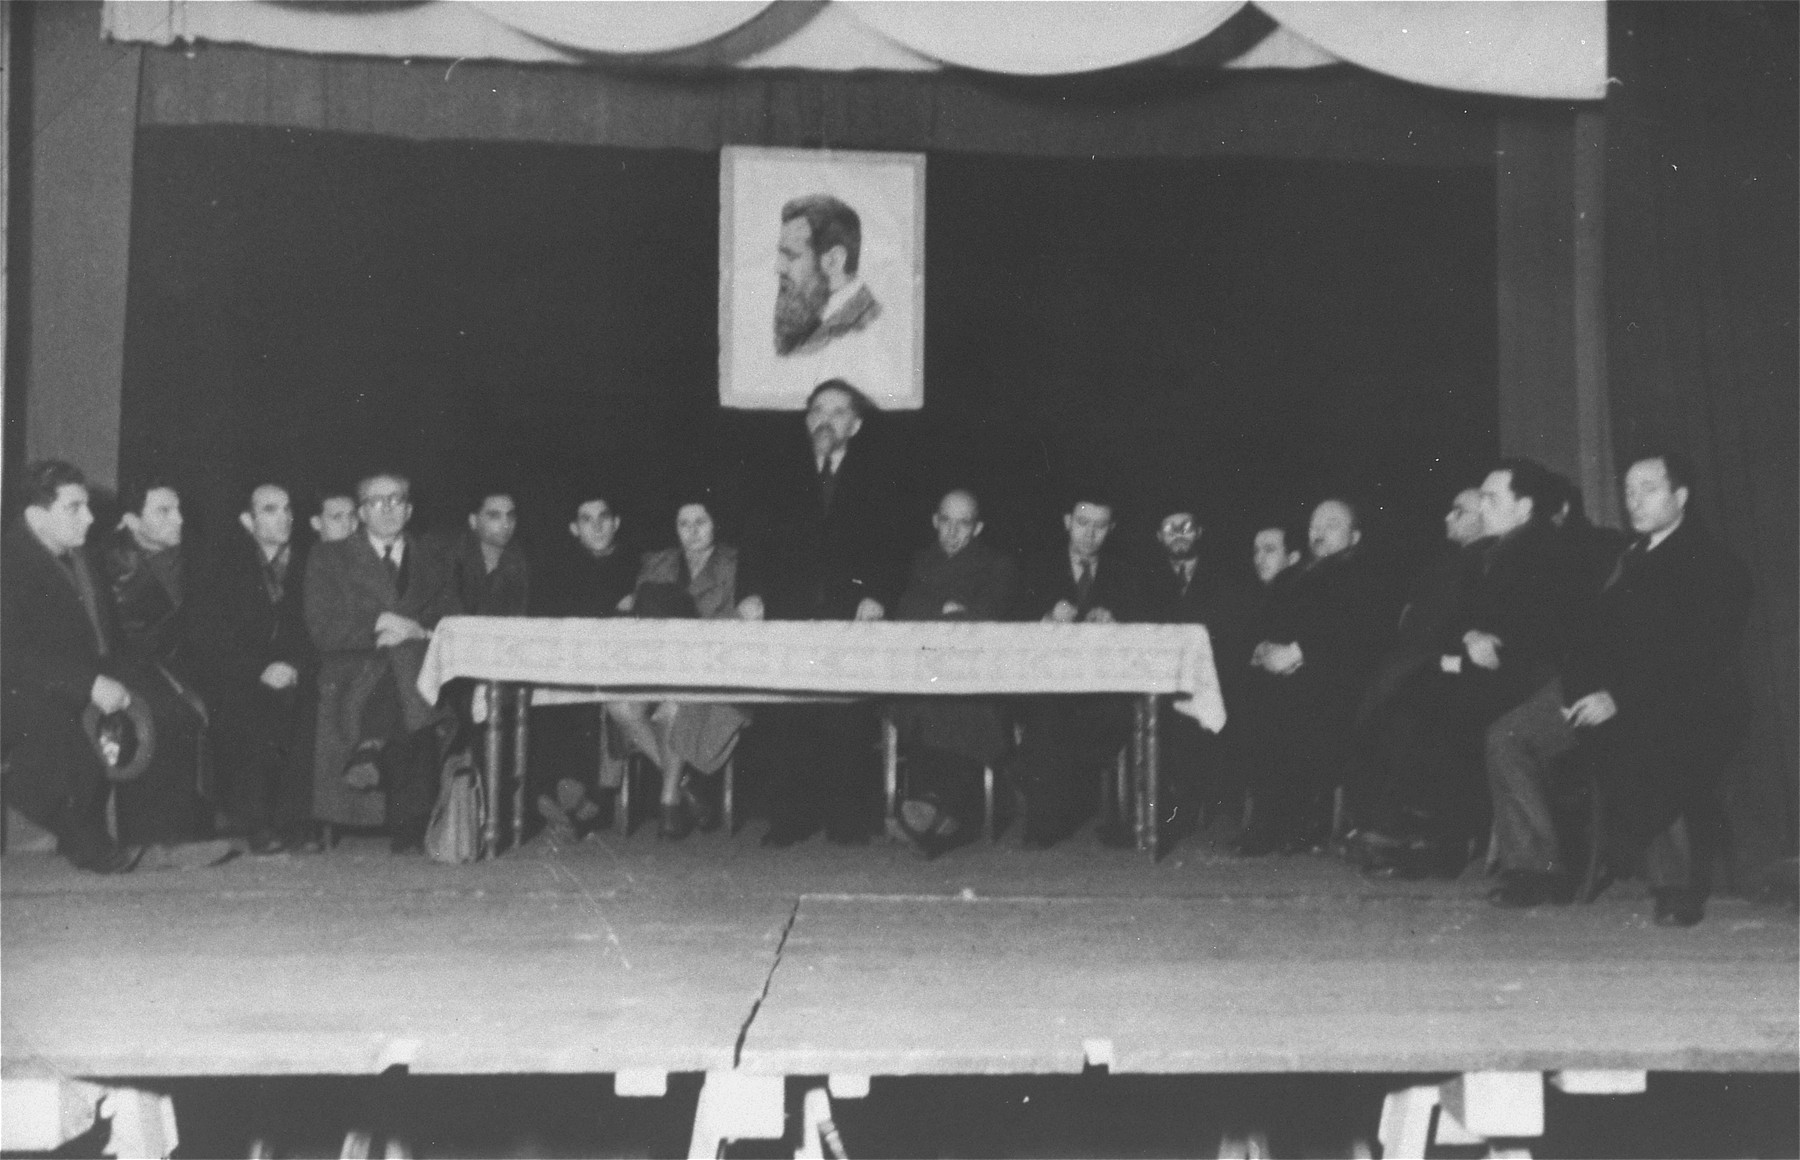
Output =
[{"x1": 2, "y1": 825, "x2": 1795, "y2": 1155}]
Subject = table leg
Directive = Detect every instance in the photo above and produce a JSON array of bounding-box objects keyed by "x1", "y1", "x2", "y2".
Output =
[
  {"x1": 482, "y1": 681, "x2": 503, "y2": 859},
  {"x1": 883, "y1": 712, "x2": 902, "y2": 842},
  {"x1": 1138, "y1": 694, "x2": 1160, "y2": 858},
  {"x1": 511, "y1": 684, "x2": 531, "y2": 853}
]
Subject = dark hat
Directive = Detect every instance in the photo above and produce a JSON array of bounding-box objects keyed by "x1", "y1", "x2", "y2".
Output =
[{"x1": 83, "y1": 695, "x2": 156, "y2": 782}]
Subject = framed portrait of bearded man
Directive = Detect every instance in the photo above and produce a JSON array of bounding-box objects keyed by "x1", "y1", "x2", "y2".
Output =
[{"x1": 719, "y1": 146, "x2": 925, "y2": 411}]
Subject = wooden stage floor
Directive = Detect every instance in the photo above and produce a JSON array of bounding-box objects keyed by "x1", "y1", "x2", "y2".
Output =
[{"x1": 4, "y1": 828, "x2": 1795, "y2": 1083}]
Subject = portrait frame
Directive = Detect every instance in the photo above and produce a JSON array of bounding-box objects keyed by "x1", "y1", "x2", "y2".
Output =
[{"x1": 719, "y1": 145, "x2": 925, "y2": 411}]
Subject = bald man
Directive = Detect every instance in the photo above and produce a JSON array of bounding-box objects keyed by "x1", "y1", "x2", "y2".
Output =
[
  {"x1": 1233, "y1": 497, "x2": 1395, "y2": 857},
  {"x1": 190, "y1": 482, "x2": 317, "y2": 853},
  {"x1": 890, "y1": 489, "x2": 1018, "y2": 855}
]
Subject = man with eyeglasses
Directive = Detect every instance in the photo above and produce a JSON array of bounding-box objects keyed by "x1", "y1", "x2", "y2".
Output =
[{"x1": 303, "y1": 471, "x2": 461, "y2": 851}]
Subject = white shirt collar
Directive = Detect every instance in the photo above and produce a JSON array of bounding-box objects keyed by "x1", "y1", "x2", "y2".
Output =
[
  {"x1": 1647, "y1": 516, "x2": 1683, "y2": 551},
  {"x1": 822, "y1": 277, "x2": 865, "y2": 324},
  {"x1": 369, "y1": 532, "x2": 403, "y2": 562},
  {"x1": 817, "y1": 447, "x2": 848, "y2": 475}
]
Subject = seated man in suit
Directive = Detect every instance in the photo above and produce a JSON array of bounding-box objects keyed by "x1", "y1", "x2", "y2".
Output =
[
  {"x1": 2, "y1": 461, "x2": 141, "y2": 872},
  {"x1": 448, "y1": 488, "x2": 530, "y2": 617},
  {"x1": 529, "y1": 489, "x2": 636, "y2": 837},
  {"x1": 1351, "y1": 486, "x2": 1489, "y2": 877},
  {"x1": 1444, "y1": 459, "x2": 1594, "y2": 904},
  {"x1": 1011, "y1": 488, "x2": 1141, "y2": 848},
  {"x1": 101, "y1": 476, "x2": 218, "y2": 855},
  {"x1": 1138, "y1": 500, "x2": 1226, "y2": 838},
  {"x1": 188, "y1": 482, "x2": 316, "y2": 854},
  {"x1": 890, "y1": 488, "x2": 1018, "y2": 856},
  {"x1": 1233, "y1": 497, "x2": 1396, "y2": 856},
  {"x1": 1497, "y1": 452, "x2": 1751, "y2": 926},
  {"x1": 304, "y1": 471, "x2": 461, "y2": 852}
]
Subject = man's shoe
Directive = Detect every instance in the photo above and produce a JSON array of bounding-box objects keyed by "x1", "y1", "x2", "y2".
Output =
[
  {"x1": 658, "y1": 799, "x2": 694, "y2": 841},
  {"x1": 247, "y1": 827, "x2": 288, "y2": 856},
  {"x1": 1652, "y1": 888, "x2": 1705, "y2": 928},
  {"x1": 280, "y1": 824, "x2": 326, "y2": 854},
  {"x1": 679, "y1": 772, "x2": 720, "y2": 833},
  {"x1": 137, "y1": 839, "x2": 240, "y2": 872},
  {"x1": 1488, "y1": 870, "x2": 1575, "y2": 908}
]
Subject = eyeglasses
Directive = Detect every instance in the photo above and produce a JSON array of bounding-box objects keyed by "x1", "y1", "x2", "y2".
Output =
[
  {"x1": 1160, "y1": 519, "x2": 1197, "y2": 535},
  {"x1": 360, "y1": 494, "x2": 410, "y2": 511}
]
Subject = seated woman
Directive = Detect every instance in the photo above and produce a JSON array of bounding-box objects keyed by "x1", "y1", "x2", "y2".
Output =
[{"x1": 609, "y1": 496, "x2": 750, "y2": 838}]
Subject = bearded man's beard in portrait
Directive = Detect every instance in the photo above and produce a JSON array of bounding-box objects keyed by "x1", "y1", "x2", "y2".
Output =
[{"x1": 774, "y1": 271, "x2": 830, "y2": 355}]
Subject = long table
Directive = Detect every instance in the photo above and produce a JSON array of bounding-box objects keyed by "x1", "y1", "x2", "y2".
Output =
[{"x1": 417, "y1": 617, "x2": 1225, "y2": 858}]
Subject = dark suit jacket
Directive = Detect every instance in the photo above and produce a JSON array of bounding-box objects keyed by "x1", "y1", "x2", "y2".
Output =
[
  {"x1": 534, "y1": 545, "x2": 635, "y2": 617},
  {"x1": 1137, "y1": 553, "x2": 1221, "y2": 626},
  {"x1": 1562, "y1": 518, "x2": 1752, "y2": 727},
  {"x1": 1257, "y1": 546, "x2": 1395, "y2": 722},
  {"x1": 303, "y1": 531, "x2": 460, "y2": 826},
  {"x1": 101, "y1": 531, "x2": 190, "y2": 677},
  {"x1": 1358, "y1": 541, "x2": 1482, "y2": 722},
  {"x1": 447, "y1": 531, "x2": 531, "y2": 617},
  {"x1": 896, "y1": 540, "x2": 1017, "y2": 622},
  {"x1": 187, "y1": 531, "x2": 314, "y2": 705},
  {"x1": 1017, "y1": 549, "x2": 1140, "y2": 623},
  {"x1": 741, "y1": 438, "x2": 904, "y2": 621},
  {"x1": 1456, "y1": 520, "x2": 1590, "y2": 720},
  {"x1": 1, "y1": 523, "x2": 115, "y2": 733}
]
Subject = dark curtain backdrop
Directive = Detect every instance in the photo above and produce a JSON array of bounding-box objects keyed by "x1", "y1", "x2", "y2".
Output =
[
  {"x1": 1606, "y1": 2, "x2": 1799, "y2": 880},
  {"x1": 119, "y1": 126, "x2": 1495, "y2": 585}
]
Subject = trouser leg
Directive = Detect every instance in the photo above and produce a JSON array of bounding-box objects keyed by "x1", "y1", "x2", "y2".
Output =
[{"x1": 1485, "y1": 680, "x2": 1575, "y2": 874}]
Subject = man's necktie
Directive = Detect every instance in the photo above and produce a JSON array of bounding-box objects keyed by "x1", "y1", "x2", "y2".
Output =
[
  {"x1": 382, "y1": 542, "x2": 404, "y2": 596},
  {"x1": 1076, "y1": 558, "x2": 1095, "y2": 604},
  {"x1": 819, "y1": 463, "x2": 837, "y2": 514}
]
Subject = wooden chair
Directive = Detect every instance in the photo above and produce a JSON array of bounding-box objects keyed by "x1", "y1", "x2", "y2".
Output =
[{"x1": 881, "y1": 712, "x2": 999, "y2": 843}]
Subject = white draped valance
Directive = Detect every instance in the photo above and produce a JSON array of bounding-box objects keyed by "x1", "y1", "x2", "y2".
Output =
[{"x1": 105, "y1": 1, "x2": 1605, "y2": 101}]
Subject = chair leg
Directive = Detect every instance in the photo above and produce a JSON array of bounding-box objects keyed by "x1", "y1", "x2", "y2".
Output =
[
  {"x1": 617, "y1": 753, "x2": 632, "y2": 837},
  {"x1": 983, "y1": 765, "x2": 996, "y2": 842},
  {"x1": 723, "y1": 756, "x2": 736, "y2": 836}
]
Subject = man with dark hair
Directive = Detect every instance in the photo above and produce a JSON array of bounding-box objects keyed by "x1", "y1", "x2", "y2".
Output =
[
  {"x1": 1011, "y1": 488, "x2": 1141, "y2": 847},
  {"x1": 537, "y1": 491, "x2": 633, "y2": 618},
  {"x1": 304, "y1": 471, "x2": 461, "y2": 851},
  {"x1": 312, "y1": 489, "x2": 360, "y2": 544},
  {"x1": 449, "y1": 488, "x2": 530, "y2": 617},
  {"x1": 526, "y1": 489, "x2": 636, "y2": 836},
  {"x1": 1233, "y1": 496, "x2": 1394, "y2": 856},
  {"x1": 776, "y1": 196, "x2": 881, "y2": 357},
  {"x1": 2, "y1": 462, "x2": 141, "y2": 872},
  {"x1": 1452, "y1": 458, "x2": 1595, "y2": 906},
  {"x1": 101, "y1": 475, "x2": 217, "y2": 855},
  {"x1": 1507, "y1": 452, "x2": 1752, "y2": 925},
  {"x1": 189, "y1": 483, "x2": 316, "y2": 853},
  {"x1": 739, "y1": 378, "x2": 904, "y2": 846}
]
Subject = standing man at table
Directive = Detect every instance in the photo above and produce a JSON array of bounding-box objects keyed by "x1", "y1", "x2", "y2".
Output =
[
  {"x1": 737, "y1": 378, "x2": 906, "y2": 846},
  {"x1": 1012, "y1": 488, "x2": 1141, "y2": 848},
  {"x1": 304, "y1": 471, "x2": 460, "y2": 852}
]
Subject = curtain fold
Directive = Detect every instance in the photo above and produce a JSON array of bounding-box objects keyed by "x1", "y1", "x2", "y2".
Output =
[
  {"x1": 1604, "y1": 1, "x2": 1798, "y2": 880},
  {"x1": 1261, "y1": 1, "x2": 1605, "y2": 99},
  {"x1": 104, "y1": 0, "x2": 1604, "y2": 99}
]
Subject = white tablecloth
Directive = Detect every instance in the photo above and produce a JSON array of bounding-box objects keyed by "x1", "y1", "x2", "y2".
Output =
[{"x1": 418, "y1": 617, "x2": 1225, "y2": 731}]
